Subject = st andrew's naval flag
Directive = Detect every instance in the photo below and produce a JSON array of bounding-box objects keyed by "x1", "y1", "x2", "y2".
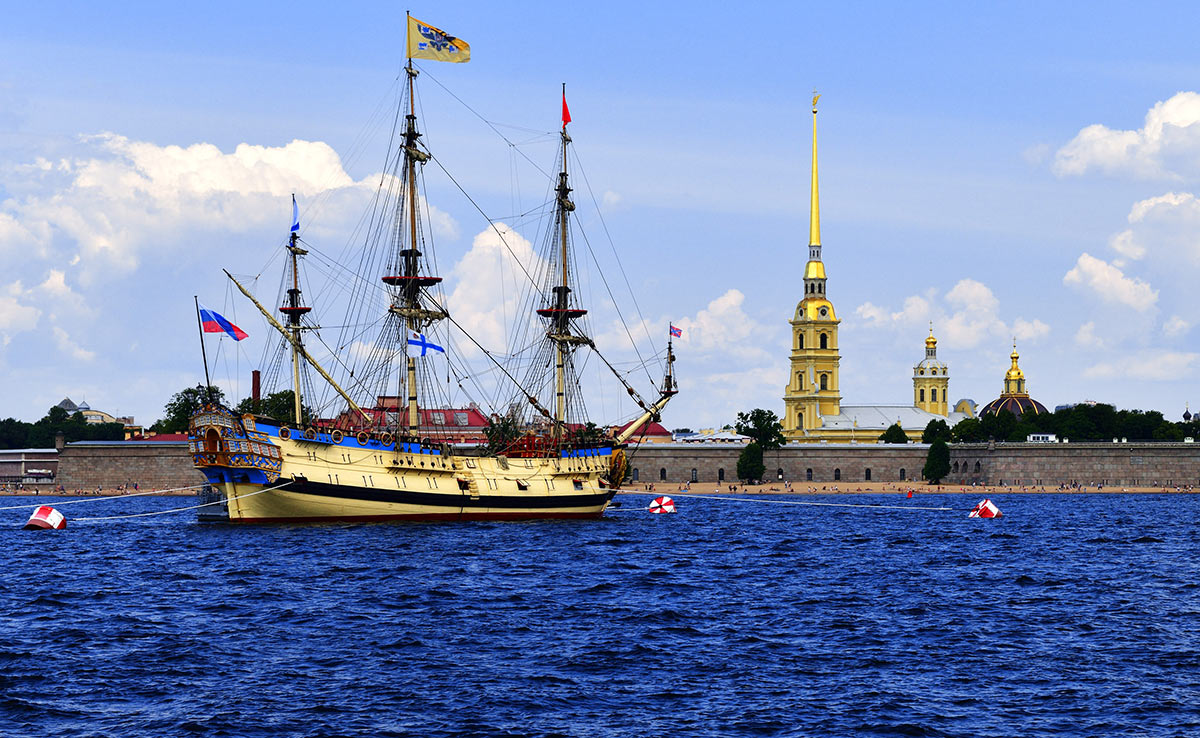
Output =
[
  {"x1": 406, "y1": 16, "x2": 470, "y2": 63},
  {"x1": 407, "y1": 329, "x2": 445, "y2": 356},
  {"x1": 669, "y1": 324, "x2": 683, "y2": 338},
  {"x1": 199, "y1": 305, "x2": 249, "y2": 341}
]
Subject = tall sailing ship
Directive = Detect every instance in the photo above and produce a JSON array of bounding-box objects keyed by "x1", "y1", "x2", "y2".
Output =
[{"x1": 188, "y1": 17, "x2": 676, "y2": 522}]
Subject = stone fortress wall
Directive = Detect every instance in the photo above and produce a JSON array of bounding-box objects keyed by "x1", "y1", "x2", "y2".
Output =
[
  {"x1": 51, "y1": 440, "x2": 1200, "y2": 491},
  {"x1": 56, "y1": 442, "x2": 205, "y2": 491},
  {"x1": 627, "y1": 442, "x2": 1200, "y2": 487}
]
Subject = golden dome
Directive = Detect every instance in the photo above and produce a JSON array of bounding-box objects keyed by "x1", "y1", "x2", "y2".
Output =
[
  {"x1": 1005, "y1": 343, "x2": 1024, "y2": 383},
  {"x1": 804, "y1": 260, "x2": 826, "y2": 280}
]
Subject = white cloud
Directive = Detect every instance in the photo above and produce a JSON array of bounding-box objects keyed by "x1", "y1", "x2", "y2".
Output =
[
  {"x1": 445, "y1": 223, "x2": 542, "y2": 356},
  {"x1": 1013, "y1": 318, "x2": 1050, "y2": 342},
  {"x1": 52, "y1": 326, "x2": 95, "y2": 362},
  {"x1": 0, "y1": 281, "x2": 41, "y2": 345},
  {"x1": 0, "y1": 133, "x2": 458, "y2": 273},
  {"x1": 672, "y1": 289, "x2": 766, "y2": 358},
  {"x1": 1163, "y1": 315, "x2": 1190, "y2": 337},
  {"x1": 1053, "y1": 91, "x2": 1200, "y2": 179},
  {"x1": 854, "y1": 278, "x2": 1047, "y2": 350},
  {"x1": 1074, "y1": 321, "x2": 1105, "y2": 348},
  {"x1": 1063, "y1": 253, "x2": 1157, "y2": 310},
  {"x1": 1083, "y1": 351, "x2": 1199, "y2": 381},
  {"x1": 601, "y1": 190, "x2": 622, "y2": 209}
]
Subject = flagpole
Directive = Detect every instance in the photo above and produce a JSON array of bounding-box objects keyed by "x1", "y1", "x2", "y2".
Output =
[{"x1": 194, "y1": 296, "x2": 213, "y2": 401}]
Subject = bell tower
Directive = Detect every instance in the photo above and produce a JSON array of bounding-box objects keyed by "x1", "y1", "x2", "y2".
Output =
[
  {"x1": 783, "y1": 93, "x2": 842, "y2": 440},
  {"x1": 913, "y1": 324, "x2": 949, "y2": 416}
]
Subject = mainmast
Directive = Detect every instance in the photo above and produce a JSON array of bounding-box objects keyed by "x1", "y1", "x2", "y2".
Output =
[
  {"x1": 536, "y1": 85, "x2": 587, "y2": 441},
  {"x1": 382, "y1": 54, "x2": 444, "y2": 439},
  {"x1": 280, "y1": 195, "x2": 311, "y2": 425}
]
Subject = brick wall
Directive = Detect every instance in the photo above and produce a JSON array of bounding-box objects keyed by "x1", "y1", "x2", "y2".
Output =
[{"x1": 57, "y1": 442, "x2": 205, "y2": 491}]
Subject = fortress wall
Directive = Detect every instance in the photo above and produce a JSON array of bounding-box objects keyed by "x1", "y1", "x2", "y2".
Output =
[
  {"x1": 626, "y1": 444, "x2": 928, "y2": 485},
  {"x1": 947, "y1": 442, "x2": 1200, "y2": 488},
  {"x1": 57, "y1": 442, "x2": 205, "y2": 491}
]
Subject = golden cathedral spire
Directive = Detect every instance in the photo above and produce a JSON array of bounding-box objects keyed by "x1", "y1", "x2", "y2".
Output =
[{"x1": 810, "y1": 91, "x2": 821, "y2": 247}]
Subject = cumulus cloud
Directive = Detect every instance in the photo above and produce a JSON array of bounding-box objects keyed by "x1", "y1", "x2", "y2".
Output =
[
  {"x1": 1013, "y1": 318, "x2": 1050, "y2": 342},
  {"x1": 854, "y1": 278, "x2": 1048, "y2": 350},
  {"x1": 1053, "y1": 91, "x2": 1200, "y2": 179},
  {"x1": 445, "y1": 223, "x2": 542, "y2": 355},
  {"x1": 1074, "y1": 321, "x2": 1105, "y2": 348},
  {"x1": 1063, "y1": 253, "x2": 1158, "y2": 310},
  {"x1": 1105, "y1": 191, "x2": 1200, "y2": 266},
  {"x1": 0, "y1": 281, "x2": 41, "y2": 345},
  {"x1": 1163, "y1": 315, "x2": 1190, "y2": 337},
  {"x1": 0, "y1": 133, "x2": 458, "y2": 273},
  {"x1": 672, "y1": 289, "x2": 769, "y2": 359},
  {"x1": 1083, "y1": 351, "x2": 1199, "y2": 381},
  {"x1": 52, "y1": 326, "x2": 95, "y2": 362}
]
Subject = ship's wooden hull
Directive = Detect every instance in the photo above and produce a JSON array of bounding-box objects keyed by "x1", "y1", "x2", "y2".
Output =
[
  {"x1": 217, "y1": 476, "x2": 613, "y2": 523},
  {"x1": 191, "y1": 410, "x2": 617, "y2": 523}
]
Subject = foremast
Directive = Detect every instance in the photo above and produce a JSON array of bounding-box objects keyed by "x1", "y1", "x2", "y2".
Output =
[{"x1": 281, "y1": 203, "x2": 311, "y2": 425}]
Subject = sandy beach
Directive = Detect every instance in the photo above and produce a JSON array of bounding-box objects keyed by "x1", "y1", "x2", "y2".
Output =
[{"x1": 619, "y1": 481, "x2": 1198, "y2": 496}]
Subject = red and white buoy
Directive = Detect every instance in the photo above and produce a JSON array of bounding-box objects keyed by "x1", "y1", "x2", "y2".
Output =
[
  {"x1": 24, "y1": 505, "x2": 66, "y2": 530},
  {"x1": 649, "y1": 496, "x2": 676, "y2": 514},
  {"x1": 968, "y1": 498, "x2": 1002, "y2": 519}
]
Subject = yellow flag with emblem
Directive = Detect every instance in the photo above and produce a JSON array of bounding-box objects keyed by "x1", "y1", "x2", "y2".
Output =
[{"x1": 407, "y1": 16, "x2": 470, "y2": 63}]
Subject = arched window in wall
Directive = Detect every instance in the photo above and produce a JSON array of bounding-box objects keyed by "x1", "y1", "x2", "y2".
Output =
[
  {"x1": 920, "y1": 389, "x2": 925, "y2": 402},
  {"x1": 798, "y1": 334, "x2": 804, "y2": 349},
  {"x1": 806, "y1": 468, "x2": 813, "y2": 481},
  {"x1": 690, "y1": 468, "x2": 698, "y2": 483},
  {"x1": 777, "y1": 468, "x2": 784, "y2": 480},
  {"x1": 632, "y1": 468, "x2": 639, "y2": 481},
  {"x1": 834, "y1": 468, "x2": 841, "y2": 481},
  {"x1": 820, "y1": 333, "x2": 828, "y2": 349},
  {"x1": 820, "y1": 374, "x2": 828, "y2": 391},
  {"x1": 974, "y1": 461, "x2": 981, "y2": 474},
  {"x1": 899, "y1": 468, "x2": 907, "y2": 481},
  {"x1": 864, "y1": 468, "x2": 872, "y2": 481},
  {"x1": 932, "y1": 388, "x2": 938, "y2": 402},
  {"x1": 718, "y1": 468, "x2": 725, "y2": 482},
  {"x1": 659, "y1": 468, "x2": 667, "y2": 481}
]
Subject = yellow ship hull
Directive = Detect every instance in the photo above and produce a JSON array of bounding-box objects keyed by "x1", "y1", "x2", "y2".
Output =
[{"x1": 191, "y1": 409, "x2": 617, "y2": 523}]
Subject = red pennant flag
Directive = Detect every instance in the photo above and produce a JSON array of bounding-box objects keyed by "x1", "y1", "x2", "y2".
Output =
[{"x1": 562, "y1": 89, "x2": 571, "y2": 128}]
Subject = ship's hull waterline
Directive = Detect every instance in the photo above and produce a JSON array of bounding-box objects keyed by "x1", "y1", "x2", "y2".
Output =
[{"x1": 191, "y1": 409, "x2": 619, "y2": 523}]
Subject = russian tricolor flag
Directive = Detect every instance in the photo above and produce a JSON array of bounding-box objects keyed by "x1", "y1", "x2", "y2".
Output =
[{"x1": 199, "y1": 305, "x2": 248, "y2": 341}]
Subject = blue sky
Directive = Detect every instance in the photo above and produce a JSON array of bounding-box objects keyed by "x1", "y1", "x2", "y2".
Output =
[{"x1": 1, "y1": 2, "x2": 1198, "y2": 429}]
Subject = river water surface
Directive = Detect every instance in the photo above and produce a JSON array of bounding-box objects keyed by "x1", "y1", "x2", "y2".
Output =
[{"x1": 2, "y1": 492, "x2": 1198, "y2": 737}]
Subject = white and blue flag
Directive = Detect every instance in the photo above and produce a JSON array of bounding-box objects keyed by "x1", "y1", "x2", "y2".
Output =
[
  {"x1": 407, "y1": 329, "x2": 445, "y2": 356},
  {"x1": 291, "y1": 194, "x2": 300, "y2": 233}
]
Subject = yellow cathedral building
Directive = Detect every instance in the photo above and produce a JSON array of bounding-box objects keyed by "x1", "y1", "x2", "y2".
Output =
[{"x1": 781, "y1": 95, "x2": 974, "y2": 443}]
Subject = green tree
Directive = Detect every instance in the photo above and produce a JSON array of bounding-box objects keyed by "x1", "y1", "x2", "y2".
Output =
[
  {"x1": 951, "y1": 417, "x2": 984, "y2": 443},
  {"x1": 0, "y1": 417, "x2": 33, "y2": 449},
  {"x1": 153, "y1": 384, "x2": 227, "y2": 433},
  {"x1": 235, "y1": 390, "x2": 314, "y2": 426},
  {"x1": 921, "y1": 418, "x2": 951, "y2": 444},
  {"x1": 735, "y1": 409, "x2": 786, "y2": 449},
  {"x1": 483, "y1": 414, "x2": 522, "y2": 454},
  {"x1": 736, "y1": 441, "x2": 765, "y2": 482},
  {"x1": 980, "y1": 410, "x2": 1018, "y2": 441},
  {"x1": 923, "y1": 439, "x2": 951, "y2": 483},
  {"x1": 879, "y1": 423, "x2": 908, "y2": 444},
  {"x1": 569, "y1": 422, "x2": 608, "y2": 447}
]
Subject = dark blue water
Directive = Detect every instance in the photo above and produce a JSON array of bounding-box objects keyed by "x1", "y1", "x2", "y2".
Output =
[{"x1": 3, "y1": 493, "x2": 1199, "y2": 737}]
